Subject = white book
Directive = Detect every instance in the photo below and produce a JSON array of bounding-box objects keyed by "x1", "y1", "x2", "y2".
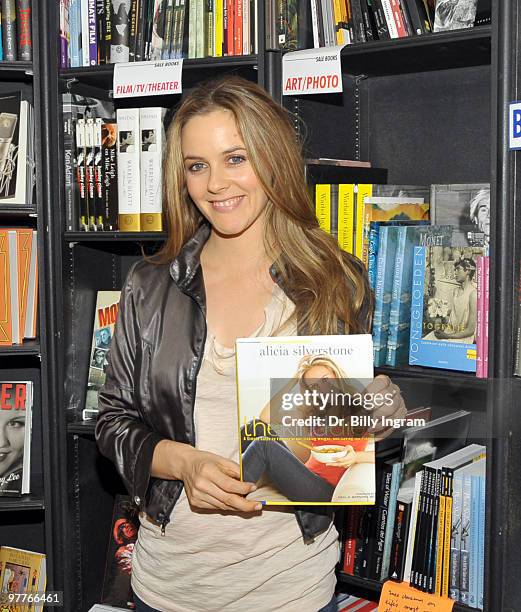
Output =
[
  {"x1": 7, "y1": 230, "x2": 19, "y2": 344},
  {"x1": 80, "y1": 0, "x2": 90, "y2": 66},
  {"x1": 139, "y1": 107, "x2": 166, "y2": 231},
  {"x1": 24, "y1": 231, "x2": 38, "y2": 339},
  {"x1": 381, "y1": 0, "x2": 400, "y2": 38},
  {"x1": 403, "y1": 443, "x2": 486, "y2": 583},
  {"x1": 116, "y1": 108, "x2": 141, "y2": 231},
  {"x1": 243, "y1": 0, "x2": 250, "y2": 55}
]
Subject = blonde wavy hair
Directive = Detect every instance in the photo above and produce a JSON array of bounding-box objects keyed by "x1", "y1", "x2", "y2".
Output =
[{"x1": 155, "y1": 76, "x2": 373, "y2": 334}]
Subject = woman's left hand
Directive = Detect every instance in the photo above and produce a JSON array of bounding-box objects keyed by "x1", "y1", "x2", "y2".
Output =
[
  {"x1": 326, "y1": 446, "x2": 357, "y2": 468},
  {"x1": 362, "y1": 375, "x2": 407, "y2": 440}
]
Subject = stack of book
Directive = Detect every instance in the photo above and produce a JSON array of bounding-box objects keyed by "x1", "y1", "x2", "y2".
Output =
[
  {"x1": 63, "y1": 94, "x2": 165, "y2": 232},
  {"x1": 340, "y1": 410, "x2": 486, "y2": 610},
  {"x1": 315, "y1": 182, "x2": 490, "y2": 375},
  {"x1": 302, "y1": 0, "x2": 491, "y2": 47},
  {"x1": 0, "y1": 228, "x2": 38, "y2": 346},
  {"x1": 60, "y1": 0, "x2": 258, "y2": 67},
  {"x1": 0, "y1": 0, "x2": 32, "y2": 61}
]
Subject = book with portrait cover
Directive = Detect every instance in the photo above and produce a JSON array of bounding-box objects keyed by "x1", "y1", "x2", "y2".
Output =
[
  {"x1": 83, "y1": 291, "x2": 121, "y2": 420},
  {"x1": 409, "y1": 244, "x2": 484, "y2": 372},
  {"x1": 0, "y1": 381, "x2": 33, "y2": 497},
  {"x1": 235, "y1": 334, "x2": 377, "y2": 506}
]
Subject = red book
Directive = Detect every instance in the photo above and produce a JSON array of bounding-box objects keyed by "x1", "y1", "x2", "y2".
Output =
[
  {"x1": 226, "y1": 0, "x2": 235, "y2": 55},
  {"x1": 390, "y1": 0, "x2": 408, "y2": 37},
  {"x1": 343, "y1": 506, "x2": 362, "y2": 574}
]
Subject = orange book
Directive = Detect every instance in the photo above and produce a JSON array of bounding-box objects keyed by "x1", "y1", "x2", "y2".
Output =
[
  {"x1": 16, "y1": 228, "x2": 33, "y2": 338},
  {"x1": 0, "y1": 229, "x2": 11, "y2": 345}
]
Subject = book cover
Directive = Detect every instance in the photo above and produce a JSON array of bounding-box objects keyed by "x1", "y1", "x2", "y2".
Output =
[
  {"x1": 0, "y1": 546, "x2": 46, "y2": 611},
  {"x1": 431, "y1": 183, "x2": 490, "y2": 249},
  {"x1": 110, "y1": 0, "x2": 131, "y2": 62},
  {"x1": 0, "y1": 381, "x2": 33, "y2": 497},
  {"x1": 84, "y1": 291, "x2": 121, "y2": 419},
  {"x1": 409, "y1": 244, "x2": 484, "y2": 372},
  {"x1": 101, "y1": 495, "x2": 139, "y2": 609},
  {"x1": 433, "y1": 0, "x2": 478, "y2": 32},
  {"x1": 236, "y1": 334, "x2": 376, "y2": 505},
  {"x1": 101, "y1": 121, "x2": 119, "y2": 230},
  {"x1": 0, "y1": 93, "x2": 22, "y2": 201}
]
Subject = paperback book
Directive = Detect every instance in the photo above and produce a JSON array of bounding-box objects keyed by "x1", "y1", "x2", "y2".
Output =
[
  {"x1": 0, "y1": 381, "x2": 32, "y2": 497},
  {"x1": 83, "y1": 291, "x2": 121, "y2": 420},
  {"x1": 0, "y1": 546, "x2": 46, "y2": 612},
  {"x1": 409, "y1": 244, "x2": 484, "y2": 372},
  {"x1": 236, "y1": 334, "x2": 376, "y2": 505}
]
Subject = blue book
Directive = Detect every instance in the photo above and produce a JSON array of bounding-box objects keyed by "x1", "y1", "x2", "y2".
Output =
[
  {"x1": 387, "y1": 224, "x2": 450, "y2": 366},
  {"x1": 478, "y1": 475, "x2": 485, "y2": 610},
  {"x1": 408, "y1": 244, "x2": 483, "y2": 372},
  {"x1": 469, "y1": 474, "x2": 482, "y2": 609},
  {"x1": 70, "y1": 0, "x2": 82, "y2": 68},
  {"x1": 380, "y1": 460, "x2": 402, "y2": 580},
  {"x1": 372, "y1": 226, "x2": 399, "y2": 367}
]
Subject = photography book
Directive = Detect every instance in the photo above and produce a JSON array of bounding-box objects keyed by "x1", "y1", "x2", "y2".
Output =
[
  {"x1": 236, "y1": 334, "x2": 377, "y2": 505},
  {"x1": 83, "y1": 291, "x2": 121, "y2": 420},
  {"x1": 0, "y1": 381, "x2": 33, "y2": 497}
]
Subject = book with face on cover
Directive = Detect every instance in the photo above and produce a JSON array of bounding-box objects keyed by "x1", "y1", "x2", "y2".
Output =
[
  {"x1": 0, "y1": 546, "x2": 46, "y2": 611},
  {"x1": 236, "y1": 334, "x2": 379, "y2": 506}
]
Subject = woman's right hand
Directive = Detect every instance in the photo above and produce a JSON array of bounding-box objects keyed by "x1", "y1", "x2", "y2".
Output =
[{"x1": 152, "y1": 440, "x2": 262, "y2": 513}]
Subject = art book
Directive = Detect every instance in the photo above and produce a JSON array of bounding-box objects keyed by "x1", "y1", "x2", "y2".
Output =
[
  {"x1": 0, "y1": 381, "x2": 32, "y2": 497},
  {"x1": 83, "y1": 291, "x2": 121, "y2": 420},
  {"x1": 0, "y1": 546, "x2": 46, "y2": 612},
  {"x1": 236, "y1": 334, "x2": 376, "y2": 506},
  {"x1": 409, "y1": 245, "x2": 484, "y2": 372}
]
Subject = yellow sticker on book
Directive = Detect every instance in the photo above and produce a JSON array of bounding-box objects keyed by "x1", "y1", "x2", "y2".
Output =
[{"x1": 379, "y1": 581, "x2": 454, "y2": 612}]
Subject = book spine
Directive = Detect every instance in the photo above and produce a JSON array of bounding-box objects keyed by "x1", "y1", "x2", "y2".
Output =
[
  {"x1": 60, "y1": 0, "x2": 70, "y2": 67},
  {"x1": 139, "y1": 107, "x2": 164, "y2": 231},
  {"x1": 242, "y1": 0, "x2": 249, "y2": 54},
  {"x1": 101, "y1": 122, "x2": 118, "y2": 230},
  {"x1": 468, "y1": 474, "x2": 480, "y2": 608},
  {"x1": 84, "y1": 118, "x2": 97, "y2": 229},
  {"x1": 342, "y1": 506, "x2": 361, "y2": 574},
  {"x1": 360, "y1": 0, "x2": 375, "y2": 40},
  {"x1": 87, "y1": 0, "x2": 98, "y2": 65},
  {"x1": 367, "y1": 222, "x2": 379, "y2": 290},
  {"x1": 234, "y1": 0, "x2": 242, "y2": 53},
  {"x1": 459, "y1": 474, "x2": 472, "y2": 605},
  {"x1": 135, "y1": 0, "x2": 145, "y2": 60},
  {"x1": 214, "y1": 0, "x2": 224, "y2": 55},
  {"x1": 476, "y1": 256, "x2": 484, "y2": 377},
  {"x1": 389, "y1": 0, "x2": 407, "y2": 36},
  {"x1": 24, "y1": 231, "x2": 37, "y2": 339},
  {"x1": 350, "y1": 0, "x2": 367, "y2": 42},
  {"x1": 386, "y1": 225, "x2": 406, "y2": 365},
  {"x1": 356, "y1": 183, "x2": 372, "y2": 262},
  {"x1": 104, "y1": 0, "x2": 112, "y2": 62},
  {"x1": 0, "y1": 230, "x2": 12, "y2": 344},
  {"x1": 128, "y1": 0, "x2": 139, "y2": 60},
  {"x1": 161, "y1": 0, "x2": 174, "y2": 57},
  {"x1": 62, "y1": 95, "x2": 77, "y2": 232},
  {"x1": 150, "y1": 0, "x2": 166, "y2": 59},
  {"x1": 408, "y1": 245, "x2": 425, "y2": 366},
  {"x1": 75, "y1": 119, "x2": 89, "y2": 231},
  {"x1": 442, "y1": 469, "x2": 453, "y2": 597},
  {"x1": 478, "y1": 476, "x2": 485, "y2": 610},
  {"x1": 116, "y1": 108, "x2": 141, "y2": 231},
  {"x1": 372, "y1": 0, "x2": 391, "y2": 39},
  {"x1": 1, "y1": 0, "x2": 17, "y2": 61},
  {"x1": 315, "y1": 184, "x2": 331, "y2": 234},
  {"x1": 226, "y1": 0, "x2": 234, "y2": 54},
  {"x1": 380, "y1": 463, "x2": 400, "y2": 580},
  {"x1": 389, "y1": 498, "x2": 411, "y2": 581},
  {"x1": 380, "y1": 0, "x2": 399, "y2": 37},
  {"x1": 310, "y1": 0, "x2": 320, "y2": 47},
  {"x1": 372, "y1": 464, "x2": 393, "y2": 579},
  {"x1": 449, "y1": 474, "x2": 463, "y2": 601},
  {"x1": 80, "y1": 0, "x2": 89, "y2": 65},
  {"x1": 93, "y1": 118, "x2": 104, "y2": 229},
  {"x1": 110, "y1": 0, "x2": 130, "y2": 62},
  {"x1": 96, "y1": 0, "x2": 105, "y2": 63},
  {"x1": 483, "y1": 256, "x2": 489, "y2": 377},
  {"x1": 69, "y1": 0, "x2": 81, "y2": 66},
  {"x1": 338, "y1": 183, "x2": 355, "y2": 254}
]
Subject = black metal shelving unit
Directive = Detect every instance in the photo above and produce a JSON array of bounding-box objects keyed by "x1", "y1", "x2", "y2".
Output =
[{"x1": 18, "y1": 1, "x2": 521, "y2": 610}]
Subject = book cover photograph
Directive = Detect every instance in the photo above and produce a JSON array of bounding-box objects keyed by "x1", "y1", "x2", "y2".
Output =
[
  {"x1": 236, "y1": 334, "x2": 377, "y2": 506},
  {"x1": 0, "y1": 381, "x2": 32, "y2": 497},
  {"x1": 409, "y1": 245, "x2": 484, "y2": 372},
  {"x1": 101, "y1": 495, "x2": 139, "y2": 610},
  {"x1": 84, "y1": 291, "x2": 121, "y2": 420}
]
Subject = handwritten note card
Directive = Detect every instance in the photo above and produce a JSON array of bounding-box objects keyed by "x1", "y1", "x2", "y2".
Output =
[{"x1": 379, "y1": 581, "x2": 455, "y2": 612}]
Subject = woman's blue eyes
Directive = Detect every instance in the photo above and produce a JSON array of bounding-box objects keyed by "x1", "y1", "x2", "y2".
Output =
[{"x1": 188, "y1": 155, "x2": 246, "y2": 173}]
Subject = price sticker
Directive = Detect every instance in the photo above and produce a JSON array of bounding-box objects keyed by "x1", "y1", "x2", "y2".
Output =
[
  {"x1": 282, "y1": 46, "x2": 345, "y2": 96},
  {"x1": 113, "y1": 60, "x2": 183, "y2": 99}
]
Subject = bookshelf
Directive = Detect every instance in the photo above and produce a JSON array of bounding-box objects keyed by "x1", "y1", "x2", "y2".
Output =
[{"x1": 15, "y1": 1, "x2": 520, "y2": 610}]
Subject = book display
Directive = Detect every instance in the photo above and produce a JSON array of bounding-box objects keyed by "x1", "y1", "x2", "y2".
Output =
[{"x1": 3, "y1": 1, "x2": 521, "y2": 611}]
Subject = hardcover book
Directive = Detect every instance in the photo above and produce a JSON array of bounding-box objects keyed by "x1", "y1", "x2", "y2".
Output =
[
  {"x1": 236, "y1": 334, "x2": 376, "y2": 505},
  {"x1": 409, "y1": 244, "x2": 484, "y2": 372},
  {"x1": 0, "y1": 381, "x2": 33, "y2": 497},
  {"x1": 83, "y1": 291, "x2": 121, "y2": 420}
]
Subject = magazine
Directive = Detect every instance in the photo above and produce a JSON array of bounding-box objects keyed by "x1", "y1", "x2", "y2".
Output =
[
  {"x1": 0, "y1": 381, "x2": 32, "y2": 497},
  {"x1": 83, "y1": 291, "x2": 121, "y2": 420},
  {"x1": 236, "y1": 334, "x2": 376, "y2": 505}
]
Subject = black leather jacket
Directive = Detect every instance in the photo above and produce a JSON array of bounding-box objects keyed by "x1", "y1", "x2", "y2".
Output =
[{"x1": 95, "y1": 222, "x2": 370, "y2": 541}]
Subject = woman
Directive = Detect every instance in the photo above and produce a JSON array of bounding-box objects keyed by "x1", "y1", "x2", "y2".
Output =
[
  {"x1": 96, "y1": 76, "x2": 406, "y2": 612},
  {"x1": 0, "y1": 403, "x2": 25, "y2": 494},
  {"x1": 242, "y1": 354, "x2": 375, "y2": 503}
]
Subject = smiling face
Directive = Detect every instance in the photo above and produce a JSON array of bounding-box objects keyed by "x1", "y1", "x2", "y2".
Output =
[
  {"x1": 302, "y1": 364, "x2": 337, "y2": 394},
  {"x1": 181, "y1": 109, "x2": 269, "y2": 238},
  {"x1": 0, "y1": 408, "x2": 25, "y2": 478}
]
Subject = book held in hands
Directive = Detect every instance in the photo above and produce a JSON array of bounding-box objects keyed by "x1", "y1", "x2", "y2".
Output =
[{"x1": 236, "y1": 334, "x2": 377, "y2": 505}]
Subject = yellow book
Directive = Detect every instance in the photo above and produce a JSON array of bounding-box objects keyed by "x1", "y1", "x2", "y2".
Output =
[
  {"x1": 0, "y1": 546, "x2": 46, "y2": 612},
  {"x1": 315, "y1": 184, "x2": 331, "y2": 234},
  {"x1": 338, "y1": 184, "x2": 355, "y2": 253},
  {"x1": 214, "y1": 0, "x2": 224, "y2": 56},
  {"x1": 355, "y1": 184, "x2": 373, "y2": 260},
  {"x1": 333, "y1": 0, "x2": 344, "y2": 44}
]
